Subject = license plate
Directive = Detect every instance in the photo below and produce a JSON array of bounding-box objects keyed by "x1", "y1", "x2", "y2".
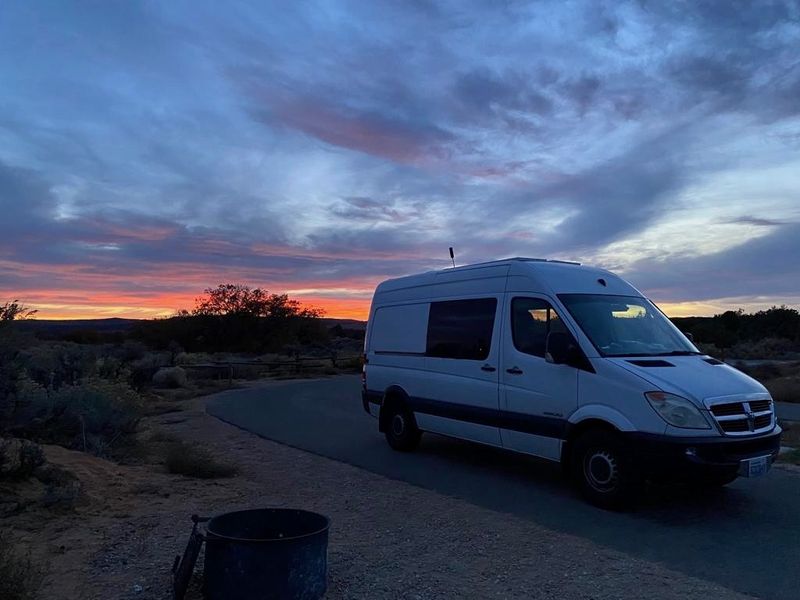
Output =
[{"x1": 739, "y1": 455, "x2": 771, "y2": 478}]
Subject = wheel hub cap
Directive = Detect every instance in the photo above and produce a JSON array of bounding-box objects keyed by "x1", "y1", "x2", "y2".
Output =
[
  {"x1": 585, "y1": 450, "x2": 618, "y2": 492},
  {"x1": 391, "y1": 414, "x2": 405, "y2": 436}
]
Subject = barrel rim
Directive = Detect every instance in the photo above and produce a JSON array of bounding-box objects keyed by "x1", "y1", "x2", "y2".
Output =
[{"x1": 206, "y1": 508, "x2": 330, "y2": 543}]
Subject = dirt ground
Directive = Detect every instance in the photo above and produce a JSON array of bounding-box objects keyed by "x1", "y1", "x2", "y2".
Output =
[{"x1": 3, "y1": 389, "x2": 765, "y2": 600}]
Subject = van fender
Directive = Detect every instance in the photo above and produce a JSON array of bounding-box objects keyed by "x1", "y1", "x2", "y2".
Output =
[{"x1": 567, "y1": 404, "x2": 637, "y2": 432}]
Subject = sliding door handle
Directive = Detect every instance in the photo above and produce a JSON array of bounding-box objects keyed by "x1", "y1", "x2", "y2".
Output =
[
  {"x1": 506, "y1": 366, "x2": 523, "y2": 375},
  {"x1": 480, "y1": 364, "x2": 496, "y2": 372}
]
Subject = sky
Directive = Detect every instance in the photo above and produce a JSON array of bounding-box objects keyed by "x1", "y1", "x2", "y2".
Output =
[{"x1": 1, "y1": 0, "x2": 799, "y2": 320}]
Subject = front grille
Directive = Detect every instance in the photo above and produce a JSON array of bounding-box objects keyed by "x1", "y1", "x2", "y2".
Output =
[
  {"x1": 750, "y1": 399, "x2": 772, "y2": 412},
  {"x1": 711, "y1": 403, "x2": 744, "y2": 417},
  {"x1": 707, "y1": 397, "x2": 774, "y2": 436}
]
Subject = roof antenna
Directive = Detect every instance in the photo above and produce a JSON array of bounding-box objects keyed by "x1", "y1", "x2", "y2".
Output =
[{"x1": 449, "y1": 247, "x2": 456, "y2": 268}]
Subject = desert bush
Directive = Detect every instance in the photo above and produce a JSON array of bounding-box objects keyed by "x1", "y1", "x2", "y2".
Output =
[
  {"x1": 175, "y1": 352, "x2": 214, "y2": 365},
  {"x1": 152, "y1": 366, "x2": 188, "y2": 388},
  {"x1": 734, "y1": 362, "x2": 783, "y2": 380},
  {"x1": 96, "y1": 355, "x2": 125, "y2": 380},
  {"x1": 13, "y1": 379, "x2": 142, "y2": 456},
  {"x1": 117, "y1": 340, "x2": 148, "y2": 362},
  {"x1": 0, "y1": 531, "x2": 38, "y2": 600},
  {"x1": 0, "y1": 438, "x2": 45, "y2": 479},
  {"x1": 19, "y1": 342, "x2": 98, "y2": 388},
  {"x1": 728, "y1": 337, "x2": 797, "y2": 360},
  {"x1": 764, "y1": 377, "x2": 800, "y2": 404},
  {"x1": 164, "y1": 440, "x2": 237, "y2": 479},
  {"x1": 128, "y1": 355, "x2": 164, "y2": 391},
  {"x1": 36, "y1": 464, "x2": 81, "y2": 510}
]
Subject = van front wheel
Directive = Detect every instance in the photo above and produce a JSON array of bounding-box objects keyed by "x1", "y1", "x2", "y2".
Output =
[
  {"x1": 571, "y1": 430, "x2": 642, "y2": 510},
  {"x1": 383, "y1": 402, "x2": 421, "y2": 452}
]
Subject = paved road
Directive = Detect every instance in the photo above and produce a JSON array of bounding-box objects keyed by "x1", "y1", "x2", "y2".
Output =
[
  {"x1": 207, "y1": 376, "x2": 800, "y2": 600},
  {"x1": 777, "y1": 401, "x2": 800, "y2": 422}
]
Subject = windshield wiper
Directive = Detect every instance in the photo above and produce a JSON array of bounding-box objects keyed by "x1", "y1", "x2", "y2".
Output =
[{"x1": 651, "y1": 350, "x2": 703, "y2": 356}]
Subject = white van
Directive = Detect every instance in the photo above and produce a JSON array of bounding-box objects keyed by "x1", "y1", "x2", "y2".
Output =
[{"x1": 361, "y1": 258, "x2": 781, "y2": 508}]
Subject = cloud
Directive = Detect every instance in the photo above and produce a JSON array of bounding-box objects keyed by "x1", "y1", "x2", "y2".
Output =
[
  {"x1": 0, "y1": 0, "x2": 798, "y2": 317},
  {"x1": 725, "y1": 216, "x2": 789, "y2": 227},
  {"x1": 624, "y1": 223, "x2": 800, "y2": 302},
  {"x1": 253, "y1": 98, "x2": 454, "y2": 164}
]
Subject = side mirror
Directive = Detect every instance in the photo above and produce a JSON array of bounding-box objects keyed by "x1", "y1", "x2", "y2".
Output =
[
  {"x1": 546, "y1": 331, "x2": 575, "y2": 365},
  {"x1": 683, "y1": 331, "x2": 694, "y2": 343}
]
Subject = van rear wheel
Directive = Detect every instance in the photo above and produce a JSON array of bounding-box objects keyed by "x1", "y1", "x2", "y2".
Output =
[
  {"x1": 383, "y1": 402, "x2": 421, "y2": 452},
  {"x1": 571, "y1": 430, "x2": 642, "y2": 510}
]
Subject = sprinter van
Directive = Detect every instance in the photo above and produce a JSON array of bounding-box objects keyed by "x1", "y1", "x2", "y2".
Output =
[{"x1": 361, "y1": 258, "x2": 781, "y2": 508}]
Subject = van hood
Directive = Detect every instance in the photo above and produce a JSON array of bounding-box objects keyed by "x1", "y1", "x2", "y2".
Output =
[{"x1": 606, "y1": 356, "x2": 768, "y2": 402}]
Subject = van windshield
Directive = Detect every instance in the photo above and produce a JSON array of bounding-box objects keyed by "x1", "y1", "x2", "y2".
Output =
[{"x1": 558, "y1": 294, "x2": 699, "y2": 357}]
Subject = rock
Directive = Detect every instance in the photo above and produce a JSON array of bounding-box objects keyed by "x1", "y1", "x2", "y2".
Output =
[{"x1": 152, "y1": 367, "x2": 188, "y2": 389}]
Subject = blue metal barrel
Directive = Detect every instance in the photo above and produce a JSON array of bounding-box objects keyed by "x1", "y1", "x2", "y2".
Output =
[{"x1": 203, "y1": 508, "x2": 329, "y2": 600}]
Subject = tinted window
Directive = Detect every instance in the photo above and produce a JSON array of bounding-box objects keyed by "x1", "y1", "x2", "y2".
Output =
[
  {"x1": 426, "y1": 298, "x2": 497, "y2": 360},
  {"x1": 511, "y1": 297, "x2": 568, "y2": 358}
]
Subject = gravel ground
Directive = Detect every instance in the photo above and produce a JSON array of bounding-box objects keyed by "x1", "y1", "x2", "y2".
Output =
[{"x1": 10, "y1": 393, "x2": 757, "y2": 600}]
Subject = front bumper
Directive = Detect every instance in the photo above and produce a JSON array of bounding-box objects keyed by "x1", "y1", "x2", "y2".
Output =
[{"x1": 625, "y1": 427, "x2": 782, "y2": 478}]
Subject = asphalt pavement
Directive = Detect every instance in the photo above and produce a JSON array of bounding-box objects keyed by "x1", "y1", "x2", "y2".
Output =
[{"x1": 207, "y1": 376, "x2": 800, "y2": 600}]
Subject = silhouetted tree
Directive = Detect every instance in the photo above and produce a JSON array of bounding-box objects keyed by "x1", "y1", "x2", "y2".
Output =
[
  {"x1": 193, "y1": 284, "x2": 322, "y2": 319},
  {"x1": 133, "y1": 285, "x2": 326, "y2": 353},
  {"x1": 0, "y1": 300, "x2": 37, "y2": 323}
]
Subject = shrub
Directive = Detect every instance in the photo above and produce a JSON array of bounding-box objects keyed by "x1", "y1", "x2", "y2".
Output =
[
  {"x1": 0, "y1": 438, "x2": 45, "y2": 479},
  {"x1": 35, "y1": 464, "x2": 81, "y2": 510},
  {"x1": 128, "y1": 356, "x2": 164, "y2": 391},
  {"x1": 728, "y1": 338, "x2": 798, "y2": 360},
  {"x1": 152, "y1": 367, "x2": 188, "y2": 389},
  {"x1": 164, "y1": 440, "x2": 237, "y2": 479},
  {"x1": 764, "y1": 378, "x2": 800, "y2": 404},
  {"x1": 13, "y1": 380, "x2": 142, "y2": 457},
  {"x1": 0, "y1": 531, "x2": 38, "y2": 600}
]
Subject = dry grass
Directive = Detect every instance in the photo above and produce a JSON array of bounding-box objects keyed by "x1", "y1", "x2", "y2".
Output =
[
  {"x1": 779, "y1": 421, "x2": 800, "y2": 446},
  {"x1": 0, "y1": 532, "x2": 39, "y2": 600},
  {"x1": 163, "y1": 440, "x2": 238, "y2": 479},
  {"x1": 777, "y1": 421, "x2": 800, "y2": 465},
  {"x1": 764, "y1": 377, "x2": 800, "y2": 403},
  {"x1": 735, "y1": 361, "x2": 800, "y2": 403},
  {"x1": 779, "y1": 448, "x2": 800, "y2": 465}
]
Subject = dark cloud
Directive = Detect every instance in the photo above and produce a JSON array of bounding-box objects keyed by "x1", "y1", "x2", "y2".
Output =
[
  {"x1": 725, "y1": 216, "x2": 789, "y2": 227},
  {"x1": 453, "y1": 68, "x2": 553, "y2": 116}
]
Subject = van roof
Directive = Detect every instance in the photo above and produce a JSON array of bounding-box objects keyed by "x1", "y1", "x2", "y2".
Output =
[
  {"x1": 373, "y1": 257, "x2": 641, "y2": 300},
  {"x1": 442, "y1": 256, "x2": 581, "y2": 270}
]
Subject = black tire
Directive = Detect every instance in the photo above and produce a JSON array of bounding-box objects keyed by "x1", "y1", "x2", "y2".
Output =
[
  {"x1": 383, "y1": 401, "x2": 422, "y2": 452},
  {"x1": 571, "y1": 429, "x2": 642, "y2": 510}
]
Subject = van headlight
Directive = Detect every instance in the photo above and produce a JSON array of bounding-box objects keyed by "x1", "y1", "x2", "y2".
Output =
[{"x1": 645, "y1": 392, "x2": 711, "y2": 429}]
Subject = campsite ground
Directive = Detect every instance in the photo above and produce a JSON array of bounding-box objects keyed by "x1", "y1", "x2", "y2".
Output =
[{"x1": 3, "y1": 376, "x2": 799, "y2": 599}]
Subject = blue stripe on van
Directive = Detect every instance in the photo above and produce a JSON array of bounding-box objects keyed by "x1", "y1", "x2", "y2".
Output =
[{"x1": 406, "y1": 396, "x2": 568, "y2": 439}]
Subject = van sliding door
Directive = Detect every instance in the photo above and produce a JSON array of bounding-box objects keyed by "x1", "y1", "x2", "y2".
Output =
[{"x1": 412, "y1": 296, "x2": 502, "y2": 446}]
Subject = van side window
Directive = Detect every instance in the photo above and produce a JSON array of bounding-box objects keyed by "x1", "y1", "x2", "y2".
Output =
[
  {"x1": 511, "y1": 298, "x2": 567, "y2": 358},
  {"x1": 426, "y1": 298, "x2": 497, "y2": 360}
]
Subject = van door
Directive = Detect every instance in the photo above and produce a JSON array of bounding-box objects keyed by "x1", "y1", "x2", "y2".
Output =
[
  {"x1": 500, "y1": 295, "x2": 579, "y2": 460},
  {"x1": 413, "y1": 296, "x2": 502, "y2": 446}
]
